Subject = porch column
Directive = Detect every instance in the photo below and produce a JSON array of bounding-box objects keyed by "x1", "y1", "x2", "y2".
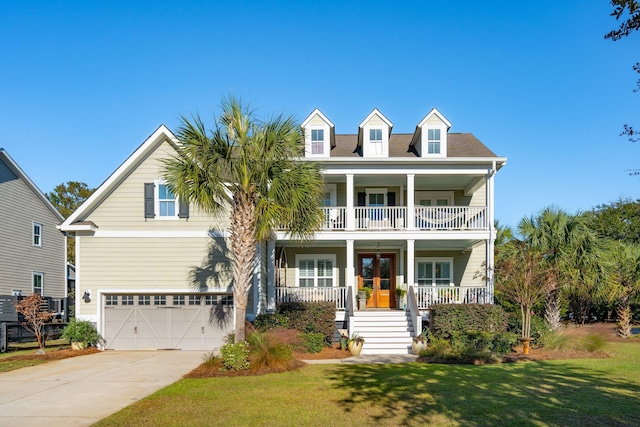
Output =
[
  {"x1": 407, "y1": 174, "x2": 415, "y2": 230},
  {"x1": 407, "y1": 239, "x2": 415, "y2": 287},
  {"x1": 346, "y1": 174, "x2": 354, "y2": 230},
  {"x1": 346, "y1": 239, "x2": 355, "y2": 301},
  {"x1": 267, "y1": 239, "x2": 276, "y2": 312},
  {"x1": 487, "y1": 164, "x2": 496, "y2": 303}
]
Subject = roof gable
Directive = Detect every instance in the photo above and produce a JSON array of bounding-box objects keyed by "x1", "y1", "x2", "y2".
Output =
[
  {"x1": 61, "y1": 125, "x2": 178, "y2": 228},
  {"x1": 0, "y1": 149, "x2": 64, "y2": 222}
]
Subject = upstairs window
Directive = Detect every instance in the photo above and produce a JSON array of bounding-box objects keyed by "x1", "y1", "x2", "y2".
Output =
[
  {"x1": 145, "y1": 181, "x2": 189, "y2": 220},
  {"x1": 33, "y1": 222, "x2": 42, "y2": 247},
  {"x1": 369, "y1": 128, "x2": 383, "y2": 155},
  {"x1": 158, "y1": 184, "x2": 177, "y2": 217},
  {"x1": 311, "y1": 129, "x2": 325, "y2": 155},
  {"x1": 427, "y1": 129, "x2": 441, "y2": 154}
]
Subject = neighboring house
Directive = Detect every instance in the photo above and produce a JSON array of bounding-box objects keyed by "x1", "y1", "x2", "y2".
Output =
[
  {"x1": 0, "y1": 149, "x2": 67, "y2": 318},
  {"x1": 61, "y1": 108, "x2": 506, "y2": 353}
]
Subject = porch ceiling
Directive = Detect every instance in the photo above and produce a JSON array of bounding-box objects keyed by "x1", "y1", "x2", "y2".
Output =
[
  {"x1": 324, "y1": 174, "x2": 481, "y2": 190},
  {"x1": 276, "y1": 239, "x2": 483, "y2": 252}
]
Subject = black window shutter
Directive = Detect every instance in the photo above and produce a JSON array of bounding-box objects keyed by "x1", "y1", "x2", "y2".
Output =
[
  {"x1": 357, "y1": 192, "x2": 366, "y2": 207},
  {"x1": 178, "y1": 200, "x2": 189, "y2": 219},
  {"x1": 387, "y1": 192, "x2": 396, "y2": 207},
  {"x1": 144, "y1": 183, "x2": 155, "y2": 218}
]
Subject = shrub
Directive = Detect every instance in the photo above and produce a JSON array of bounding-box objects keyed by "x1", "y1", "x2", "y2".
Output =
[
  {"x1": 301, "y1": 332, "x2": 325, "y2": 353},
  {"x1": 429, "y1": 304, "x2": 509, "y2": 338},
  {"x1": 277, "y1": 302, "x2": 336, "y2": 345},
  {"x1": 253, "y1": 313, "x2": 289, "y2": 331},
  {"x1": 420, "y1": 330, "x2": 517, "y2": 364},
  {"x1": 61, "y1": 319, "x2": 105, "y2": 348},
  {"x1": 578, "y1": 333, "x2": 607, "y2": 353},
  {"x1": 247, "y1": 331, "x2": 297, "y2": 373},
  {"x1": 539, "y1": 329, "x2": 571, "y2": 350},
  {"x1": 220, "y1": 341, "x2": 250, "y2": 370}
]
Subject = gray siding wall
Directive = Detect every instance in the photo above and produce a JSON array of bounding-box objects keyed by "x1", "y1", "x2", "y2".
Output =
[{"x1": 0, "y1": 159, "x2": 66, "y2": 298}]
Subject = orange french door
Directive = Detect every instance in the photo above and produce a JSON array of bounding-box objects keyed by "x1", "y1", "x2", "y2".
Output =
[{"x1": 358, "y1": 254, "x2": 395, "y2": 308}]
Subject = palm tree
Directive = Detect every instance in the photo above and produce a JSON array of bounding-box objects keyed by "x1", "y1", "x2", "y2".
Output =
[
  {"x1": 603, "y1": 241, "x2": 640, "y2": 337},
  {"x1": 518, "y1": 207, "x2": 596, "y2": 330},
  {"x1": 162, "y1": 98, "x2": 325, "y2": 342}
]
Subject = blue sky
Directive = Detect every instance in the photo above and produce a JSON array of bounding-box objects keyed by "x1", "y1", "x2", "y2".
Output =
[{"x1": 1, "y1": 1, "x2": 638, "y2": 229}]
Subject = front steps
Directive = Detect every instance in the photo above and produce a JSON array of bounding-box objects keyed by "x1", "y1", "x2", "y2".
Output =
[{"x1": 350, "y1": 310, "x2": 414, "y2": 355}]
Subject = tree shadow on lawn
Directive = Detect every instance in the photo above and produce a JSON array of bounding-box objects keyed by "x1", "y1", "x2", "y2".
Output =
[{"x1": 327, "y1": 360, "x2": 640, "y2": 426}]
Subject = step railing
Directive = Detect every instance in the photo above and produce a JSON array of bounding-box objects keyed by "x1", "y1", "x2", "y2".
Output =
[
  {"x1": 275, "y1": 286, "x2": 346, "y2": 310},
  {"x1": 408, "y1": 285, "x2": 422, "y2": 338},
  {"x1": 414, "y1": 286, "x2": 489, "y2": 309}
]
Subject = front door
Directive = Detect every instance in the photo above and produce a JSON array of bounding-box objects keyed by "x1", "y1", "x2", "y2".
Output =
[{"x1": 358, "y1": 254, "x2": 395, "y2": 308}]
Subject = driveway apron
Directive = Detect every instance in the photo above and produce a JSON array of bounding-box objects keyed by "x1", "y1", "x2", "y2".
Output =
[{"x1": 0, "y1": 350, "x2": 204, "y2": 427}]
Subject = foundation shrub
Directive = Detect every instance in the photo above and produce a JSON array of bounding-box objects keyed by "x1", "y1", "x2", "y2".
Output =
[
  {"x1": 301, "y1": 332, "x2": 325, "y2": 353},
  {"x1": 276, "y1": 302, "x2": 336, "y2": 345},
  {"x1": 253, "y1": 313, "x2": 290, "y2": 331},
  {"x1": 429, "y1": 304, "x2": 509, "y2": 338},
  {"x1": 420, "y1": 330, "x2": 517, "y2": 364}
]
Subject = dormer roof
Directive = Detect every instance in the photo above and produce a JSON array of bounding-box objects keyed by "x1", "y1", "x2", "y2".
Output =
[
  {"x1": 410, "y1": 108, "x2": 451, "y2": 147},
  {"x1": 301, "y1": 108, "x2": 336, "y2": 148},
  {"x1": 357, "y1": 109, "x2": 393, "y2": 147}
]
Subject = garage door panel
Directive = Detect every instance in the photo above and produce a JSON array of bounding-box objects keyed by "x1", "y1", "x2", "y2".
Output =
[{"x1": 104, "y1": 294, "x2": 233, "y2": 351}]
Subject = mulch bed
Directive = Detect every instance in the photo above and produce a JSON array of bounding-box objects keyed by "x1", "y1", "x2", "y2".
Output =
[{"x1": 2, "y1": 347, "x2": 100, "y2": 362}]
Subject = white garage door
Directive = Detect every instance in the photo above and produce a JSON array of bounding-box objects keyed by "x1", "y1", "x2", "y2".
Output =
[{"x1": 103, "y1": 294, "x2": 234, "y2": 350}]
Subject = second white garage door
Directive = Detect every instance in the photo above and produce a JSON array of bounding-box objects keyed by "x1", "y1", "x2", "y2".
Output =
[{"x1": 103, "y1": 294, "x2": 234, "y2": 351}]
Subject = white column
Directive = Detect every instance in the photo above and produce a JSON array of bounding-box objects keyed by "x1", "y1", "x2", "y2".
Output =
[
  {"x1": 407, "y1": 174, "x2": 415, "y2": 230},
  {"x1": 487, "y1": 164, "x2": 496, "y2": 303},
  {"x1": 267, "y1": 239, "x2": 276, "y2": 312},
  {"x1": 399, "y1": 245, "x2": 405, "y2": 286},
  {"x1": 407, "y1": 239, "x2": 415, "y2": 287},
  {"x1": 346, "y1": 239, "x2": 355, "y2": 298},
  {"x1": 346, "y1": 174, "x2": 354, "y2": 230}
]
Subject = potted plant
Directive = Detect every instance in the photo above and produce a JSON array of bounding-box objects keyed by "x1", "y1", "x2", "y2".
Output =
[
  {"x1": 347, "y1": 332, "x2": 365, "y2": 356},
  {"x1": 61, "y1": 319, "x2": 105, "y2": 350},
  {"x1": 395, "y1": 285, "x2": 407, "y2": 310},
  {"x1": 357, "y1": 287, "x2": 372, "y2": 310},
  {"x1": 412, "y1": 330, "x2": 428, "y2": 355}
]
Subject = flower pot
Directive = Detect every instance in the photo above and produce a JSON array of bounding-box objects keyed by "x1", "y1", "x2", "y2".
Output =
[
  {"x1": 518, "y1": 337, "x2": 532, "y2": 355},
  {"x1": 412, "y1": 340, "x2": 427, "y2": 355},
  {"x1": 348, "y1": 341, "x2": 363, "y2": 356}
]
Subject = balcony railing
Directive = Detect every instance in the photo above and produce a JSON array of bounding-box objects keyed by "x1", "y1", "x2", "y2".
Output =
[
  {"x1": 275, "y1": 286, "x2": 346, "y2": 310},
  {"x1": 315, "y1": 206, "x2": 487, "y2": 231},
  {"x1": 414, "y1": 286, "x2": 489, "y2": 310}
]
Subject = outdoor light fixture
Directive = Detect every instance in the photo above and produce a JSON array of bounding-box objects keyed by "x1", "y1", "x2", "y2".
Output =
[
  {"x1": 376, "y1": 242, "x2": 381, "y2": 261},
  {"x1": 82, "y1": 290, "x2": 91, "y2": 303}
]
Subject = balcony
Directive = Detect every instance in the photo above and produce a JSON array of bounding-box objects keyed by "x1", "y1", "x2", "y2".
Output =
[{"x1": 319, "y1": 206, "x2": 487, "y2": 231}]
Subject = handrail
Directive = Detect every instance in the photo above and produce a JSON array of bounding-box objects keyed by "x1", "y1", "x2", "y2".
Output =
[{"x1": 408, "y1": 285, "x2": 422, "y2": 339}]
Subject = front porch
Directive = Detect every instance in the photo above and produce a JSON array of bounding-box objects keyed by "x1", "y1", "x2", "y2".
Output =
[{"x1": 274, "y1": 285, "x2": 491, "y2": 311}]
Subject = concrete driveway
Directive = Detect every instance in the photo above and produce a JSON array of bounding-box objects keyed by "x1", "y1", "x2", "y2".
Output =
[{"x1": 0, "y1": 350, "x2": 204, "y2": 427}]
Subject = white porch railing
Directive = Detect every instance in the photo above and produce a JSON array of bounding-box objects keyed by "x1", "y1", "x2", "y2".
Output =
[
  {"x1": 414, "y1": 206, "x2": 487, "y2": 230},
  {"x1": 414, "y1": 286, "x2": 489, "y2": 310},
  {"x1": 321, "y1": 207, "x2": 347, "y2": 230},
  {"x1": 275, "y1": 286, "x2": 346, "y2": 310},
  {"x1": 314, "y1": 206, "x2": 488, "y2": 231},
  {"x1": 354, "y1": 207, "x2": 406, "y2": 230}
]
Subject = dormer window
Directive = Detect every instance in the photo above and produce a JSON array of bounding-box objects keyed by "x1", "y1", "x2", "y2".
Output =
[
  {"x1": 369, "y1": 128, "x2": 383, "y2": 155},
  {"x1": 427, "y1": 129, "x2": 441, "y2": 154},
  {"x1": 311, "y1": 129, "x2": 325, "y2": 155}
]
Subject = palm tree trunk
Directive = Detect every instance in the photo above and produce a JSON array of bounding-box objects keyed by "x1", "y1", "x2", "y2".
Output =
[
  {"x1": 229, "y1": 194, "x2": 257, "y2": 342},
  {"x1": 617, "y1": 295, "x2": 632, "y2": 338},
  {"x1": 544, "y1": 291, "x2": 563, "y2": 331}
]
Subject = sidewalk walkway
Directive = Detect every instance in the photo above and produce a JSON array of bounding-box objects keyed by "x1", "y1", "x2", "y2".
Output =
[
  {"x1": 303, "y1": 354, "x2": 418, "y2": 364},
  {"x1": 0, "y1": 350, "x2": 203, "y2": 427}
]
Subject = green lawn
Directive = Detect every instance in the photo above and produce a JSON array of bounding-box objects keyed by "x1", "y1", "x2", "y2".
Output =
[{"x1": 95, "y1": 342, "x2": 640, "y2": 427}]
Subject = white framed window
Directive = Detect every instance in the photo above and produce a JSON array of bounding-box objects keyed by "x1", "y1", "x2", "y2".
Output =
[
  {"x1": 33, "y1": 222, "x2": 42, "y2": 247},
  {"x1": 311, "y1": 129, "x2": 325, "y2": 155},
  {"x1": 138, "y1": 295, "x2": 151, "y2": 305},
  {"x1": 154, "y1": 295, "x2": 167, "y2": 305},
  {"x1": 296, "y1": 254, "x2": 336, "y2": 288},
  {"x1": 415, "y1": 191, "x2": 454, "y2": 207},
  {"x1": 106, "y1": 295, "x2": 118, "y2": 306},
  {"x1": 369, "y1": 128, "x2": 383, "y2": 155},
  {"x1": 173, "y1": 295, "x2": 185, "y2": 305},
  {"x1": 322, "y1": 184, "x2": 337, "y2": 207},
  {"x1": 32, "y1": 272, "x2": 44, "y2": 295},
  {"x1": 416, "y1": 258, "x2": 453, "y2": 286},
  {"x1": 122, "y1": 295, "x2": 134, "y2": 305},
  {"x1": 427, "y1": 129, "x2": 441, "y2": 154},
  {"x1": 155, "y1": 181, "x2": 179, "y2": 219}
]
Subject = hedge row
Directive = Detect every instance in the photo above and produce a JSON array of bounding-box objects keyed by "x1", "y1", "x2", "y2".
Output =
[
  {"x1": 429, "y1": 304, "x2": 508, "y2": 338},
  {"x1": 254, "y1": 301, "x2": 336, "y2": 345}
]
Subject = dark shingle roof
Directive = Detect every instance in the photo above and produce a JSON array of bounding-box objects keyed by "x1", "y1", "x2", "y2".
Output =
[{"x1": 328, "y1": 133, "x2": 497, "y2": 158}]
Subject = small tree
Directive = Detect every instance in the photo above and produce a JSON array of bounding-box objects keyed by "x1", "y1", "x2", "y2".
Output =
[
  {"x1": 494, "y1": 240, "x2": 552, "y2": 339},
  {"x1": 15, "y1": 294, "x2": 53, "y2": 353}
]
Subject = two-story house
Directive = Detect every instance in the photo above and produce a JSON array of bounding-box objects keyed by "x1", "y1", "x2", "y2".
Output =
[
  {"x1": 60, "y1": 108, "x2": 506, "y2": 353},
  {"x1": 0, "y1": 149, "x2": 67, "y2": 320}
]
